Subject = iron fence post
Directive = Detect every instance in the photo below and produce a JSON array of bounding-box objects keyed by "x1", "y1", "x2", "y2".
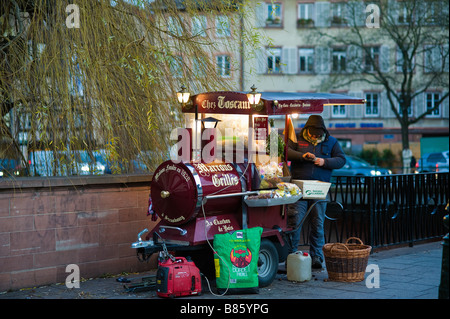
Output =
[
  {"x1": 368, "y1": 176, "x2": 375, "y2": 248},
  {"x1": 439, "y1": 203, "x2": 448, "y2": 299}
]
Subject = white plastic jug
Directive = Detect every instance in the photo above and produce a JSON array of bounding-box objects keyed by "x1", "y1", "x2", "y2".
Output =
[{"x1": 287, "y1": 251, "x2": 312, "y2": 282}]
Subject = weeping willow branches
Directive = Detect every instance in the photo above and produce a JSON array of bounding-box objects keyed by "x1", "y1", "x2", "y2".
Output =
[{"x1": 0, "y1": 0, "x2": 258, "y2": 175}]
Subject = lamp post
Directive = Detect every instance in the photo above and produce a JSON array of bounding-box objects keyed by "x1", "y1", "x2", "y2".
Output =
[
  {"x1": 200, "y1": 117, "x2": 221, "y2": 162},
  {"x1": 247, "y1": 84, "x2": 261, "y2": 107},
  {"x1": 177, "y1": 85, "x2": 190, "y2": 106},
  {"x1": 200, "y1": 116, "x2": 221, "y2": 129},
  {"x1": 177, "y1": 85, "x2": 199, "y2": 162},
  {"x1": 246, "y1": 85, "x2": 262, "y2": 165}
]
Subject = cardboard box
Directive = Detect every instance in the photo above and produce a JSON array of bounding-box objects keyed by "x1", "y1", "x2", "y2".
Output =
[{"x1": 292, "y1": 180, "x2": 331, "y2": 199}]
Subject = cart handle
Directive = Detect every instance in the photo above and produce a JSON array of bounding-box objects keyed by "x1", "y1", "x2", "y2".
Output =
[
  {"x1": 203, "y1": 191, "x2": 259, "y2": 203},
  {"x1": 159, "y1": 226, "x2": 187, "y2": 236}
]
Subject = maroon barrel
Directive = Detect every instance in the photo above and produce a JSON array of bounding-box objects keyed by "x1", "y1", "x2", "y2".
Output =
[{"x1": 151, "y1": 161, "x2": 245, "y2": 226}]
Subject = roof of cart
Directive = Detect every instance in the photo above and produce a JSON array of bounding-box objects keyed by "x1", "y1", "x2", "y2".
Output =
[{"x1": 184, "y1": 91, "x2": 365, "y2": 115}]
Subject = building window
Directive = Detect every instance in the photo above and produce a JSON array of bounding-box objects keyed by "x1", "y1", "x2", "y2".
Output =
[
  {"x1": 423, "y1": 1, "x2": 440, "y2": 25},
  {"x1": 396, "y1": 1, "x2": 412, "y2": 25},
  {"x1": 217, "y1": 55, "x2": 231, "y2": 77},
  {"x1": 332, "y1": 48, "x2": 346, "y2": 73},
  {"x1": 216, "y1": 15, "x2": 231, "y2": 37},
  {"x1": 332, "y1": 105, "x2": 347, "y2": 117},
  {"x1": 331, "y1": 2, "x2": 347, "y2": 26},
  {"x1": 299, "y1": 48, "x2": 314, "y2": 73},
  {"x1": 265, "y1": 2, "x2": 282, "y2": 26},
  {"x1": 364, "y1": 46, "x2": 380, "y2": 72},
  {"x1": 365, "y1": 93, "x2": 379, "y2": 116},
  {"x1": 297, "y1": 3, "x2": 314, "y2": 27},
  {"x1": 192, "y1": 16, "x2": 207, "y2": 37},
  {"x1": 267, "y1": 47, "x2": 282, "y2": 74},
  {"x1": 426, "y1": 92, "x2": 441, "y2": 117}
]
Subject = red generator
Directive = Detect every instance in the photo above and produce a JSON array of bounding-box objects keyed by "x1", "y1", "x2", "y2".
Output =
[{"x1": 156, "y1": 257, "x2": 202, "y2": 298}]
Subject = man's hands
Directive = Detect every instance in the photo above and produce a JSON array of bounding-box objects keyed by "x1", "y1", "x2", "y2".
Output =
[
  {"x1": 303, "y1": 152, "x2": 316, "y2": 161},
  {"x1": 303, "y1": 152, "x2": 325, "y2": 167},
  {"x1": 314, "y1": 158, "x2": 325, "y2": 166}
]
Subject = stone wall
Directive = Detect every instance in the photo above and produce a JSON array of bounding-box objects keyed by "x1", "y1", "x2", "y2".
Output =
[{"x1": 0, "y1": 175, "x2": 157, "y2": 292}]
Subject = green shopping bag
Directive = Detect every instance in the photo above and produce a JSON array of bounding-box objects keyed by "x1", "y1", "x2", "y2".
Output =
[{"x1": 213, "y1": 227, "x2": 263, "y2": 294}]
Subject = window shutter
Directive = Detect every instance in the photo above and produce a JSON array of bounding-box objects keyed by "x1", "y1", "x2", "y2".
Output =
[
  {"x1": 414, "y1": 92, "x2": 425, "y2": 116},
  {"x1": 355, "y1": 92, "x2": 363, "y2": 118},
  {"x1": 346, "y1": 104, "x2": 355, "y2": 118},
  {"x1": 322, "y1": 105, "x2": 330, "y2": 119},
  {"x1": 255, "y1": 2, "x2": 267, "y2": 28},
  {"x1": 443, "y1": 95, "x2": 449, "y2": 119},
  {"x1": 314, "y1": 47, "x2": 323, "y2": 74},
  {"x1": 353, "y1": 1, "x2": 366, "y2": 27},
  {"x1": 256, "y1": 48, "x2": 267, "y2": 74},
  {"x1": 431, "y1": 46, "x2": 443, "y2": 72},
  {"x1": 380, "y1": 45, "x2": 390, "y2": 72},
  {"x1": 379, "y1": 91, "x2": 386, "y2": 117},
  {"x1": 348, "y1": 92, "x2": 363, "y2": 118},
  {"x1": 383, "y1": 91, "x2": 396, "y2": 118},
  {"x1": 388, "y1": 0, "x2": 398, "y2": 25},
  {"x1": 415, "y1": 1, "x2": 426, "y2": 23},
  {"x1": 317, "y1": 46, "x2": 331, "y2": 74},
  {"x1": 347, "y1": 45, "x2": 363, "y2": 73},
  {"x1": 314, "y1": 2, "x2": 330, "y2": 27},
  {"x1": 282, "y1": 47, "x2": 298, "y2": 74},
  {"x1": 443, "y1": 44, "x2": 449, "y2": 72}
]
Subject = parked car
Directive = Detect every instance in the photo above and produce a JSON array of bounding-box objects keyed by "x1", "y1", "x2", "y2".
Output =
[
  {"x1": 1, "y1": 158, "x2": 20, "y2": 177},
  {"x1": 416, "y1": 150, "x2": 449, "y2": 173},
  {"x1": 73, "y1": 150, "x2": 106, "y2": 175},
  {"x1": 0, "y1": 158, "x2": 28, "y2": 177},
  {"x1": 331, "y1": 155, "x2": 392, "y2": 182},
  {"x1": 28, "y1": 150, "x2": 107, "y2": 176},
  {"x1": 95, "y1": 150, "x2": 151, "y2": 175}
]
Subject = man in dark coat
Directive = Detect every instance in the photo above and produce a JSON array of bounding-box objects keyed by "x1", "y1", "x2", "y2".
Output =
[{"x1": 287, "y1": 115, "x2": 346, "y2": 268}]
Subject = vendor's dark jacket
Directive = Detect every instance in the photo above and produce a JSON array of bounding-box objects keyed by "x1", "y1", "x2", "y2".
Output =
[{"x1": 287, "y1": 122, "x2": 346, "y2": 183}]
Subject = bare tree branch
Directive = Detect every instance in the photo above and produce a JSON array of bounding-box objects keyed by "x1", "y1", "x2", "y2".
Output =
[{"x1": 310, "y1": 0, "x2": 449, "y2": 149}]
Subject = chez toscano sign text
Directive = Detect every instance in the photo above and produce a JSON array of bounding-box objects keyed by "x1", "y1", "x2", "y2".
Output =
[
  {"x1": 200, "y1": 97, "x2": 313, "y2": 111},
  {"x1": 187, "y1": 92, "x2": 327, "y2": 115},
  {"x1": 201, "y1": 95, "x2": 251, "y2": 111},
  {"x1": 185, "y1": 91, "x2": 365, "y2": 115}
]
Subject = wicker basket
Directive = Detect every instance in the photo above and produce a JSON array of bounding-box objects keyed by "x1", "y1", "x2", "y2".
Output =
[{"x1": 323, "y1": 237, "x2": 372, "y2": 282}]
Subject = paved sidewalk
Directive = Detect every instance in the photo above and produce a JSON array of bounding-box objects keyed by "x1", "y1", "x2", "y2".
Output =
[{"x1": 0, "y1": 241, "x2": 446, "y2": 300}]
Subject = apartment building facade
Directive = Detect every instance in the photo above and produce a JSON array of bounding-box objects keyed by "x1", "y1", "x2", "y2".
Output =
[
  {"x1": 240, "y1": 0, "x2": 449, "y2": 156},
  {"x1": 4, "y1": 0, "x2": 448, "y2": 176}
]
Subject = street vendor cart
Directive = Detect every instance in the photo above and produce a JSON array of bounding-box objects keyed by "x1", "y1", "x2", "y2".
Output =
[{"x1": 132, "y1": 88, "x2": 365, "y2": 287}]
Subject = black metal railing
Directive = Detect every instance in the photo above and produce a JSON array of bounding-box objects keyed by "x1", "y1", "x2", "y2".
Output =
[{"x1": 300, "y1": 172, "x2": 449, "y2": 249}]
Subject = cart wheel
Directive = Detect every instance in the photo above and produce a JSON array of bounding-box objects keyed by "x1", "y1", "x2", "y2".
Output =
[{"x1": 258, "y1": 239, "x2": 279, "y2": 288}]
